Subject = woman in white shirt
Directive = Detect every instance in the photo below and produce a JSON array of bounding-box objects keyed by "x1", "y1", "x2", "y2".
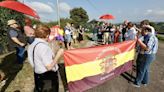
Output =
[{"x1": 28, "y1": 24, "x2": 63, "y2": 92}]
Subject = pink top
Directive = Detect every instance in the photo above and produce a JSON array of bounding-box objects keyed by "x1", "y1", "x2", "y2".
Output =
[{"x1": 24, "y1": 26, "x2": 34, "y2": 37}]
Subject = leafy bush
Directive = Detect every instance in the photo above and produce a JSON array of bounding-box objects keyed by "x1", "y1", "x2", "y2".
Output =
[
  {"x1": 0, "y1": 7, "x2": 25, "y2": 54},
  {"x1": 157, "y1": 35, "x2": 164, "y2": 41}
]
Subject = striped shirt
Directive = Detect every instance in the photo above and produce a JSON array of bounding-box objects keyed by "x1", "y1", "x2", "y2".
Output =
[{"x1": 140, "y1": 33, "x2": 158, "y2": 54}]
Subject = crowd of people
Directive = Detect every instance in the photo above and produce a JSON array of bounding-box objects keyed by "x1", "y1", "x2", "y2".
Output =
[
  {"x1": 92, "y1": 20, "x2": 136, "y2": 44},
  {"x1": 48, "y1": 23, "x2": 86, "y2": 50},
  {"x1": 1, "y1": 18, "x2": 158, "y2": 91},
  {"x1": 91, "y1": 20, "x2": 157, "y2": 45},
  {"x1": 92, "y1": 20, "x2": 158, "y2": 87}
]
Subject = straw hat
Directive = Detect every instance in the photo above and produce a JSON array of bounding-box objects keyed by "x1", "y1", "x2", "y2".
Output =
[{"x1": 7, "y1": 19, "x2": 17, "y2": 25}]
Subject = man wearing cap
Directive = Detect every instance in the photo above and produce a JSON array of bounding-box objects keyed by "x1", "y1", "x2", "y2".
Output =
[{"x1": 7, "y1": 19, "x2": 26, "y2": 64}]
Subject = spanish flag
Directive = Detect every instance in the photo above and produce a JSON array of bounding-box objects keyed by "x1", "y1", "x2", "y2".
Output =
[{"x1": 64, "y1": 40, "x2": 136, "y2": 92}]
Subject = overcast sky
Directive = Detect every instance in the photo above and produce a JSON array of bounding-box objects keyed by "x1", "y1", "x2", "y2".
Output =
[{"x1": 19, "y1": 0, "x2": 164, "y2": 23}]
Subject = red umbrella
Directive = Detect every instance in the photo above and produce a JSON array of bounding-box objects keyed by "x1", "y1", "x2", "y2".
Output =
[
  {"x1": 99, "y1": 14, "x2": 115, "y2": 20},
  {"x1": 0, "y1": 0, "x2": 39, "y2": 19}
]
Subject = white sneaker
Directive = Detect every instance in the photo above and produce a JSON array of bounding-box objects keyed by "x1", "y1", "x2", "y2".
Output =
[
  {"x1": 143, "y1": 84, "x2": 147, "y2": 86},
  {"x1": 132, "y1": 83, "x2": 141, "y2": 88}
]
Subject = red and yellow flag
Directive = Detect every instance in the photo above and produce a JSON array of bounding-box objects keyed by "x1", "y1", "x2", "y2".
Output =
[{"x1": 64, "y1": 40, "x2": 136, "y2": 92}]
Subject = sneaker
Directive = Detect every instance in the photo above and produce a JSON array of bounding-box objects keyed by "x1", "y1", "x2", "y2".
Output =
[
  {"x1": 143, "y1": 84, "x2": 147, "y2": 86},
  {"x1": 132, "y1": 83, "x2": 141, "y2": 88}
]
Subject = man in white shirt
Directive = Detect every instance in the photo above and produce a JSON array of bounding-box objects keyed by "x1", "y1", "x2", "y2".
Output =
[{"x1": 124, "y1": 22, "x2": 137, "y2": 41}]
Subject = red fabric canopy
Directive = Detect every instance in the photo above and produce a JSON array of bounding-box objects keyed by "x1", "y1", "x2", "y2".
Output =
[
  {"x1": 99, "y1": 14, "x2": 115, "y2": 20},
  {"x1": 0, "y1": 0, "x2": 39, "y2": 19}
]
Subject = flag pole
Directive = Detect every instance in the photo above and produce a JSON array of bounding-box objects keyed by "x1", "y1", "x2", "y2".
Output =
[{"x1": 57, "y1": 0, "x2": 60, "y2": 26}]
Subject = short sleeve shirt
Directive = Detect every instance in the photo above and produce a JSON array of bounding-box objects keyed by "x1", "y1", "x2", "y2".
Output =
[
  {"x1": 9, "y1": 29, "x2": 18, "y2": 38},
  {"x1": 28, "y1": 38, "x2": 58, "y2": 74}
]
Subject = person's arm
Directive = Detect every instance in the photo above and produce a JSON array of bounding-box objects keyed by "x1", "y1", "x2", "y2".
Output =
[
  {"x1": 77, "y1": 29, "x2": 80, "y2": 34},
  {"x1": 134, "y1": 27, "x2": 141, "y2": 33},
  {"x1": 46, "y1": 48, "x2": 64, "y2": 71},
  {"x1": 9, "y1": 30, "x2": 25, "y2": 47},
  {"x1": 39, "y1": 44, "x2": 63, "y2": 71},
  {"x1": 138, "y1": 35, "x2": 155, "y2": 51},
  {"x1": 11, "y1": 37, "x2": 25, "y2": 47},
  {"x1": 137, "y1": 39, "x2": 148, "y2": 50}
]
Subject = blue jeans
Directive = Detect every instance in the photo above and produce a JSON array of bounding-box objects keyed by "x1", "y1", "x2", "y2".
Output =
[
  {"x1": 135, "y1": 54, "x2": 156, "y2": 85},
  {"x1": 92, "y1": 33, "x2": 97, "y2": 41},
  {"x1": 16, "y1": 47, "x2": 25, "y2": 64}
]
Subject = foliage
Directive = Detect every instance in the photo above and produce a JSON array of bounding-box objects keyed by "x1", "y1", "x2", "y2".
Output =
[
  {"x1": 150, "y1": 22, "x2": 160, "y2": 32},
  {"x1": 157, "y1": 35, "x2": 164, "y2": 41},
  {"x1": 31, "y1": 18, "x2": 42, "y2": 26},
  {"x1": 0, "y1": 6, "x2": 25, "y2": 53},
  {"x1": 45, "y1": 21, "x2": 58, "y2": 28},
  {"x1": 60, "y1": 18, "x2": 73, "y2": 28},
  {"x1": 156, "y1": 22, "x2": 164, "y2": 33},
  {"x1": 45, "y1": 18, "x2": 72, "y2": 29},
  {"x1": 70, "y1": 7, "x2": 89, "y2": 27},
  {"x1": 141, "y1": 21, "x2": 164, "y2": 33},
  {"x1": 89, "y1": 19, "x2": 98, "y2": 24}
]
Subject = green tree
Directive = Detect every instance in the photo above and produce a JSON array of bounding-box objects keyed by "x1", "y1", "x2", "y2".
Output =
[
  {"x1": 31, "y1": 18, "x2": 42, "y2": 26},
  {"x1": 45, "y1": 18, "x2": 72, "y2": 29},
  {"x1": 60, "y1": 18, "x2": 73, "y2": 28},
  {"x1": 0, "y1": 4, "x2": 25, "y2": 53},
  {"x1": 45, "y1": 21, "x2": 58, "y2": 28},
  {"x1": 150, "y1": 22, "x2": 160, "y2": 32},
  {"x1": 70, "y1": 7, "x2": 89, "y2": 26},
  {"x1": 89, "y1": 19, "x2": 98, "y2": 25},
  {"x1": 157, "y1": 22, "x2": 164, "y2": 33}
]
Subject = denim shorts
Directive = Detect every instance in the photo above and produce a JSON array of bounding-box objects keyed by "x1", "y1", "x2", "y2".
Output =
[{"x1": 65, "y1": 34, "x2": 72, "y2": 43}]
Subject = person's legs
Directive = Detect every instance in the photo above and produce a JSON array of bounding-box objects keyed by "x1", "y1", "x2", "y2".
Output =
[
  {"x1": 51, "y1": 71, "x2": 59, "y2": 92},
  {"x1": 43, "y1": 71, "x2": 59, "y2": 92},
  {"x1": 103, "y1": 33, "x2": 108, "y2": 44},
  {"x1": 108, "y1": 34, "x2": 112, "y2": 44},
  {"x1": 136, "y1": 54, "x2": 143, "y2": 77},
  {"x1": 134, "y1": 54, "x2": 147, "y2": 86},
  {"x1": 65, "y1": 35, "x2": 70, "y2": 49},
  {"x1": 92, "y1": 33, "x2": 97, "y2": 42},
  {"x1": 142, "y1": 69, "x2": 148, "y2": 85},
  {"x1": 135, "y1": 54, "x2": 155, "y2": 85},
  {"x1": 16, "y1": 47, "x2": 25, "y2": 64},
  {"x1": 34, "y1": 73, "x2": 44, "y2": 92},
  {"x1": 34, "y1": 71, "x2": 59, "y2": 92},
  {"x1": 142, "y1": 54, "x2": 155, "y2": 84}
]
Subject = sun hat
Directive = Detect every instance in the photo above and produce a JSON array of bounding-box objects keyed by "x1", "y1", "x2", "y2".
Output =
[{"x1": 7, "y1": 19, "x2": 17, "y2": 25}]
